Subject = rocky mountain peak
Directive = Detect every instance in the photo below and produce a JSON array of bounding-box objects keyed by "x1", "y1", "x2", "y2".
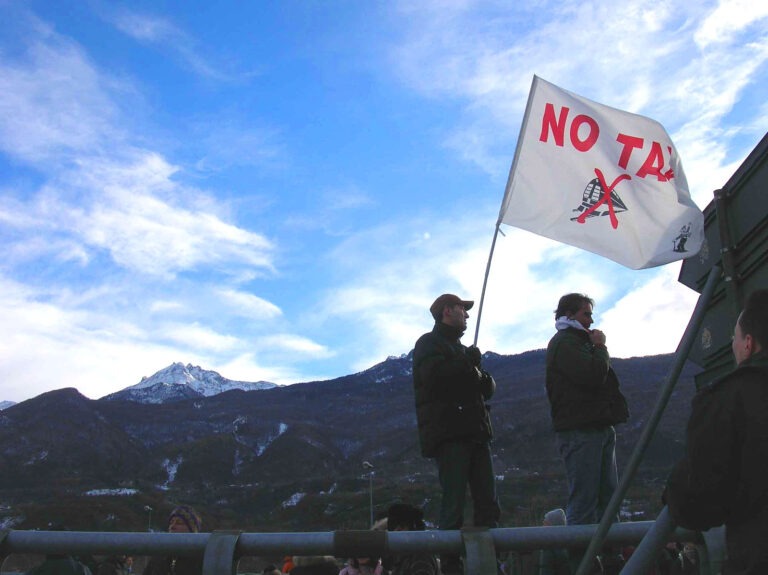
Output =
[{"x1": 101, "y1": 362, "x2": 277, "y2": 404}]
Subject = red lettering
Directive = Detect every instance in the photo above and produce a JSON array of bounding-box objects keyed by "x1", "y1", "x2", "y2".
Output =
[
  {"x1": 539, "y1": 103, "x2": 569, "y2": 146},
  {"x1": 663, "y1": 146, "x2": 675, "y2": 180},
  {"x1": 616, "y1": 137, "x2": 676, "y2": 181},
  {"x1": 539, "y1": 104, "x2": 599, "y2": 151},
  {"x1": 570, "y1": 115, "x2": 599, "y2": 152},
  {"x1": 637, "y1": 141, "x2": 669, "y2": 181},
  {"x1": 616, "y1": 134, "x2": 644, "y2": 169}
]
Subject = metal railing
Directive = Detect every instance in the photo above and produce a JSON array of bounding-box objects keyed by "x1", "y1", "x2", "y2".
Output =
[{"x1": 1, "y1": 521, "x2": 711, "y2": 575}]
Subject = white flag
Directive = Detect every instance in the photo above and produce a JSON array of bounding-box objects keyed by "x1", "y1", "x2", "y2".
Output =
[{"x1": 499, "y1": 76, "x2": 704, "y2": 269}]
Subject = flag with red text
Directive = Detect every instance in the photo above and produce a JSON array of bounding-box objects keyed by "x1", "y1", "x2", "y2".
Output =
[{"x1": 499, "y1": 75, "x2": 703, "y2": 269}]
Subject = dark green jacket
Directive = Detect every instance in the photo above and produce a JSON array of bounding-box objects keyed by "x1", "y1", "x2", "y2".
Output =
[
  {"x1": 545, "y1": 327, "x2": 628, "y2": 431},
  {"x1": 665, "y1": 353, "x2": 768, "y2": 574},
  {"x1": 413, "y1": 322, "x2": 495, "y2": 457}
]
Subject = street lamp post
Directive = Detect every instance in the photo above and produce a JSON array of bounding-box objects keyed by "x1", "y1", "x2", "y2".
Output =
[
  {"x1": 362, "y1": 461, "x2": 374, "y2": 528},
  {"x1": 144, "y1": 505, "x2": 153, "y2": 532}
]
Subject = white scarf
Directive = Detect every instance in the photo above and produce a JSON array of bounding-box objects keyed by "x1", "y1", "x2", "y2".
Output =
[{"x1": 555, "y1": 316, "x2": 589, "y2": 332}]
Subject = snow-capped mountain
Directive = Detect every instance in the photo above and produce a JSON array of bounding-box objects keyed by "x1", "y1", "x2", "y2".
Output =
[
  {"x1": 101, "y1": 362, "x2": 277, "y2": 404},
  {"x1": 0, "y1": 400, "x2": 16, "y2": 411}
]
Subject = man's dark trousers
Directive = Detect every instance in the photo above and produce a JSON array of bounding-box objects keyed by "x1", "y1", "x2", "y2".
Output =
[{"x1": 436, "y1": 439, "x2": 501, "y2": 530}]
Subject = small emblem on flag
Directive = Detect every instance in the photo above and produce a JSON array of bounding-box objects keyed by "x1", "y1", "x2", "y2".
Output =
[
  {"x1": 571, "y1": 177, "x2": 629, "y2": 222},
  {"x1": 672, "y1": 223, "x2": 692, "y2": 253}
]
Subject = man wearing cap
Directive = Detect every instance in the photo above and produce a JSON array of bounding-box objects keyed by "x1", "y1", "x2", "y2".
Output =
[{"x1": 413, "y1": 294, "x2": 500, "y2": 573}]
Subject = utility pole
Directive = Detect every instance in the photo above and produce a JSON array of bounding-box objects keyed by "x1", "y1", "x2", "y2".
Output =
[
  {"x1": 362, "y1": 461, "x2": 374, "y2": 528},
  {"x1": 144, "y1": 505, "x2": 153, "y2": 532}
]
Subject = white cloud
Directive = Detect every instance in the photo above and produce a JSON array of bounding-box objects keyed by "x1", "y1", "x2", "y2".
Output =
[
  {"x1": 0, "y1": 276, "x2": 177, "y2": 400},
  {"x1": 600, "y1": 266, "x2": 701, "y2": 358},
  {"x1": 0, "y1": 22, "x2": 125, "y2": 165},
  {"x1": 0, "y1": 274, "x2": 305, "y2": 399},
  {"x1": 217, "y1": 288, "x2": 282, "y2": 319},
  {"x1": 6, "y1": 152, "x2": 277, "y2": 278},
  {"x1": 107, "y1": 10, "x2": 182, "y2": 43},
  {"x1": 695, "y1": 0, "x2": 768, "y2": 47},
  {"x1": 255, "y1": 334, "x2": 333, "y2": 358},
  {"x1": 150, "y1": 300, "x2": 185, "y2": 313},
  {"x1": 214, "y1": 353, "x2": 327, "y2": 386},
  {"x1": 157, "y1": 322, "x2": 240, "y2": 352},
  {"x1": 102, "y1": 7, "x2": 253, "y2": 81}
]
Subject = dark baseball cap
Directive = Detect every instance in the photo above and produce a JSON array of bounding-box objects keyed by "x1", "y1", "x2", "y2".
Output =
[{"x1": 430, "y1": 293, "x2": 474, "y2": 320}]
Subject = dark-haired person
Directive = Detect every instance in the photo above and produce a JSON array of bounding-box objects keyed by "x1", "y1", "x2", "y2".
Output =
[
  {"x1": 383, "y1": 503, "x2": 438, "y2": 575},
  {"x1": 665, "y1": 289, "x2": 768, "y2": 574},
  {"x1": 25, "y1": 523, "x2": 92, "y2": 575},
  {"x1": 143, "y1": 506, "x2": 204, "y2": 575},
  {"x1": 546, "y1": 293, "x2": 629, "y2": 573},
  {"x1": 545, "y1": 293, "x2": 629, "y2": 527},
  {"x1": 412, "y1": 294, "x2": 500, "y2": 574}
]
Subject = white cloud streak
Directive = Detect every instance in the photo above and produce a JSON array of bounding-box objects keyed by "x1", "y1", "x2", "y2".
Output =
[
  {"x1": 103, "y1": 7, "x2": 238, "y2": 81},
  {"x1": 0, "y1": 23, "x2": 125, "y2": 164}
]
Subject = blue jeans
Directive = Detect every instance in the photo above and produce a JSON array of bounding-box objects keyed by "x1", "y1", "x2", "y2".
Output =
[
  {"x1": 557, "y1": 426, "x2": 619, "y2": 526},
  {"x1": 435, "y1": 440, "x2": 501, "y2": 530}
]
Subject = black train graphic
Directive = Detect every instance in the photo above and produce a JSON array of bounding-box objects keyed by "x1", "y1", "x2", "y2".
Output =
[{"x1": 570, "y1": 177, "x2": 628, "y2": 220}]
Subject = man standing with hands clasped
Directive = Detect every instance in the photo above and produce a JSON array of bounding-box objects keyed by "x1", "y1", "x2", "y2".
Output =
[
  {"x1": 413, "y1": 294, "x2": 501, "y2": 575},
  {"x1": 545, "y1": 293, "x2": 629, "y2": 528}
]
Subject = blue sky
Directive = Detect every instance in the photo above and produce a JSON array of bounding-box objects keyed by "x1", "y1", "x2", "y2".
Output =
[{"x1": 1, "y1": 1, "x2": 766, "y2": 402}]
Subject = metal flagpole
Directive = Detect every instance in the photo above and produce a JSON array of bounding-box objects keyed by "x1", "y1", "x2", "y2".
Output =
[
  {"x1": 473, "y1": 224, "x2": 502, "y2": 347},
  {"x1": 472, "y1": 77, "x2": 536, "y2": 346}
]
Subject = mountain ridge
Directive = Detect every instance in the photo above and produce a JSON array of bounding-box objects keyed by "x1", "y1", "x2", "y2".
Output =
[
  {"x1": 100, "y1": 361, "x2": 277, "y2": 404},
  {"x1": 0, "y1": 349, "x2": 699, "y2": 533}
]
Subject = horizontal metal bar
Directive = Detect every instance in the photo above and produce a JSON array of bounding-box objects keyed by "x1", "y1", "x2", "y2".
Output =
[{"x1": 1, "y1": 522, "x2": 700, "y2": 558}]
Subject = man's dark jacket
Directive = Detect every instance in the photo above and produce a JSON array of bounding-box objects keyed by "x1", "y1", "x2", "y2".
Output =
[
  {"x1": 665, "y1": 352, "x2": 768, "y2": 574},
  {"x1": 545, "y1": 327, "x2": 628, "y2": 431},
  {"x1": 413, "y1": 322, "x2": 495, "y2": 458}
]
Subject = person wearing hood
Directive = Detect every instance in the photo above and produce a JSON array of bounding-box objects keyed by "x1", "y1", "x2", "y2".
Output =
[
  {"x1": 412, "y1": 294, "x2": 500, "y2": 574},
  {"x1": 142, "y1": 505, "x2": 204, "y2": 575},
  {"x1": 665, "y1": 289, "x2": 768, "y2": 574},
  {"x1": 535, "y1": 508, "x2": 571, "y2": 575}
]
